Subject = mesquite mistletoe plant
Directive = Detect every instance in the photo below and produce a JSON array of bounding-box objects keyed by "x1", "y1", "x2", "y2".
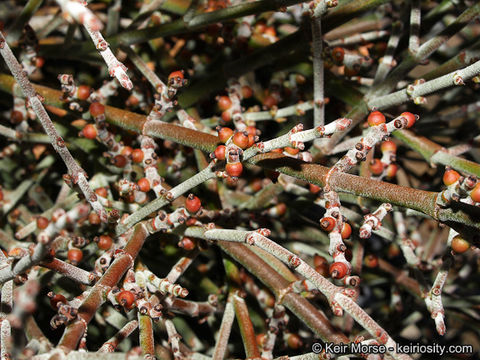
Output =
[{"x1": 0, "y1": 0, "x2": 479, "y2": 359}]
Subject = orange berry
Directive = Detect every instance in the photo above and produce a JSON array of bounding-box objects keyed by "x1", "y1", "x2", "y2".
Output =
[
  {"x1": 185, "y1": 194, "x2": 201, "y2": 213},
  {"x1": 242, "y1": 86, "x2": 253, "y2": 99},
  {"x1": 309, "y1": 184, "x2": 321, "y2": 194},
  {"x1": 369, "y1": 159, "x2": 384, "y2": 176},
  {"x1": 218, "y1": 96, "x2": 232, "y2": 111},
  {"x1": 451, "y1": 235, "x2": 470, "y2": 254},
  {"x1": 284, "y1": 147, "x2": 299, "y2": 155},
  {"x1": 88, "y1": 212, "x2": 101, "y2": 225},
  {"x1": 226, "y1": 162, "x2": 243, "y2": 177},
  {"x1": 331, "y1": 47, "x2": 345, "y2": 64},
  {"x1": 214, "y1": 145, "x2": 226, "y2": 160},
  {"x1": 233, "y1": 132, "x2": 249, "y2": 149},
  {"x1": 400, "y1": 112, "x2": 416, "y2": 128},
  {"x1": 35, "y1": 56, "x2": 45, "y2": 68},
  {"x1": 470, "y1": 183, "x2": 480, "y2": 202},
  {"x1": 168, "y1": 70, "x2": 184, "y2": 83},
  {"x1": 121, "y1": 146, "x2": 133, "y2": 157},
  {"x1": 248, "y1": 134, "x2": 255, "y2": 147},
  {"x1": 367, "y1": 111, "x2": 386, "y2": 127},
  {"x1": 89, "y1": 102, "x2": 105, "y2": 117},
  {"x1": 286, "y1": 334, "x2": 302, "y2": 349},
  {"x1": 117, "y1": 290, "x2": 135, "y2": 309},
  {"x1": 364, "y1": 254, "x2": 378, "y2": 268},
  {"x1": 76, "y1": 85, "x2": 91, "y2": 101},
  {"x1": 341, "y1": 222, "x2": 352, "y2": 239},
  {"x1": 385, "y1": 164, "x2": 398, "y2": 178},
  {"x1": 137, "y1": 178, "x2": 150, "y2": 192},
  {"x1": 67, "y1": 248, "x2": 83, "y2": 264},
  {"x1": 320, "y1": 217, "x2": 336, "y2": 232},
  {"x1": 264, "y1": 26, "x2": 276, "y2": 37},
  {"x1": 218, "y1": 127, "x2": 234, "y2": 143},
  {"x1": 95, "y1": 187, "x2": 108, "y2": 198},
  {"x1": 443, "y1": 169, "x2": 460, "y2": 186},
  {"x1": 97, "y1": 235, "x2": 113, "y2": 250},
  {"x1": 112, "y1": 155, "x2": 127, "y2": 168},
  {"x1": 221, "y1": 111, "x2": 231, "y2": 122},
  {"x1": 381, "y1": 140, "x2": 397, "y2": 153},
  {"x1": 82, "y1": 124, "x2": 97, "y2": 139},
  {"x1": 50, "y1": 294, "x2": 67, "y2": 309},
  {"x1": 329, "y1": 262, "x2": 348, "y2": 279},
  {"x1": 131, "y1": 149, "x2": 144, "y2": 163},
  {"x1": 36, "y1": 216, "x2": 49, "y2": 230}
]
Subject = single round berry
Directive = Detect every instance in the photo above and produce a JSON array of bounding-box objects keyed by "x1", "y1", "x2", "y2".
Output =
[
  {"x1": 369, "y1": 159, "x2": 384, "y2": 176},
  {"x1": 137, "y1": 178, "x2": 150, "y2": 192},
  {"x1": 36, "y1": 216, "x2": 49, "y2": 230},
  {"x1": 248, "y1": 134, "x2": 255, "y2": 147},
  {"x1": 341, "y1": 222, "x2": 352, "y2": 239},
  {"x1": 168, "y1": 70, "x2": 184, "y2": 83},
  {"x1": 263, "y1": 95, "x2": 277, "y2": 108},
  {"x1": 320, "y1": 217, "x2": 336, "y2": 232},
  {"x1": 367, "y1": 111, "x2": 386, "y2": 127},
  {"x1": 309, "y1": 184, "x2": 321, "y2": 194},
  {"x1": 82, "y1": 124, "x2": 97, "y2": 139},
  {"x1": 112, "y1": 155, "x2": 127, "y2": 168},
  {"x1": 233, "y1": 132, "x2": 249, "y2": 149},
  {"x1": 214, "y1": 145, "x2": 226, "y2": 160},
  {"x1": 470, "y1": 183, "x2": 480, "y2": 202},
  {"x1": 121, "y1": 146, "x2": 133, "y2": 157},
  {"x1": 178, "y1": 237, "x2": 196, "y2": 250},
  {"x1": 131, "y1": 149, "x2": 144, "y2": 163},
  {"x1": 218, "y1": 127, "x2": 234, "y2": 143},
  {"x1": 117, "y1": 290, "x2": 135, "y2": 309},
  {"x1": 218, "y1": 96, "x2": 232, "y2": 111},
  {"x1": 364, "y1": 254, "x2": 379, "y2": 268},
  {"x1": 286, "y1": 334, "x2": 302, "y2": 349},
  {"x1": 331, "y1": 47, "x2": 345, "y2": 64},
  {"x1": 381, "y1": 140, "x2": 397, "y2": 153},
  {"x1": 221, "y1": 111, "x2": 231, "y2": 122},
  {"x1": 49, "y1": 294, "x2": 67, "y2": 309},
  {"x1": 443, "y1": 169, "x2": 460, "y2": 186},
  {"x1": 401, "y1": 112, "x2": 416, "y2": 128},
  {"x1": 313, "y1": 254, "x2": 328, "y2": 267},
  {"x1": 242, "y1": 86, "x2": 253, "y2": 98},
  {"x1": 95, "y1": 187, "x2": 108, "y2": 198},
  {"x1": 97, "y1": 235, "x2": 113, "y2": 250},
  {"x1": 226, "y1": 162, "x2": 243, "y2": 177},
  {"x1": 185, "y1": 194, "x2": 201, "y2": 213},
  {"x1": 89, "y1": 102, "x2": 105, "y2": 117},
  {"x1": 67, "y1": 248, "x2": 83, "y2": 264},
  {"x1": 76, "y1": 85, "x2": 91, "y2": 101},
  {"x1": 451, "y1": 235, "x2": 470, "y2": 254},
  {"x1": 10, "y1": 110, "x2": 24, "y2": 124},
  {"x1": 88, "y1": 212, "x2": 101, "y2": 225},
  {"x1": 329, "y1": 262, "x2": 348, "y2": 279},
  {"x1": 385, "y1": 164, "x2": 398, "y2": 178},
  {"x1": 35, "y1": 56, "x2": 45, "y2": 68}
]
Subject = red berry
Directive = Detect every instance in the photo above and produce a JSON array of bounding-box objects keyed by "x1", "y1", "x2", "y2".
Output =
[
  {"x1": 117, "y1": 290, "x2": 135, "y2": 309},
  {"x1": 82, "y1": 124, "x2": 97, "y2": 139},
  {"x1": 470, "y1": 183, "x2": 480, "y2": 202},
  {"x1": 11, "y1": 110, "x2": 24, "y2": 124},
  {"x1": 313, "y1": 254, "x2": 328, "y2": 267},
  {"x1": 331, "y1": 47, "x2": 345, "y2": 64},
  {"x1": 369, "y1": 159, "x2": 384, "y2": 176},
  {"x1": 214, "y1": 145, "x2": 226, "y2": 160},
  {"x1": 341, "y1": 222, "x2": 352, "y2": 239},
  {"x1": 185, "y1": 194, "x2": 201, "y2": 213},
  {"x1": 364, "y1": 254, "x2": 378, "y2": 268},
  {"x1": 112, "y1": 155, "x2": 127, "y2": 168},
  {"x1": 76, "y1": 85, "x2": 91, "y2": 101},
  {"x1": 88, "y1": 212, "x2": 101, "y2": 225},
  {"x1": 178, "y1": 237, "x2": 196, "y2": 250},
  {"x1": 131, "y1": 149, "x2": 144, "y2": 163},
  {"x1": 451, "y1": 235, "x2": 470, "y2": 254},
  {"x1": 263, "y1": 95, "x2": 277, "y2": 108},
  {"x1": 400, "y1": 112, "x2": 416, "y2": 128},
  {"x1": 248, "y1": 134, "x2": 255, "y2": 147},
  {"x1": 381, "y1": 140, "x2": 397, "y2": 153},
  {"x1": 443, "y1": 169, "x2": 460, "y2": 186},
  {"x1": 168, "y1": 70, "x2": 184, "y2": 83},
  {"x1": 221, "y1": 111, "x2": 231, "y2": 122},
  {"x1": 242, "y1": 86, "x2": 253, "y2": 99},
  {"x1": 95, "y1": 187, "x2": 108, "y2": 198},
  {"x1": 121, "y1": 146, "x2": 133, "y2": 157},
  {"x1": 218, "y1": 127, "x2": 234, "y2": 143},
  {"x1": 35, "y1": 56, "x2": 45, "y2": 68},
  {"x1": 233, "y1": 132, "x2": 249, "y2": 149},
  {"x1": 67, "y1": 248, "x2": 83, "y2": 264},
  {"x1": 36, "y1": 216, "x2": 49, "y2": 230},
  {"x1": 218, "y1": 96, "x2": 232, "y2": 111},
  {"x1": 309, "y1": 184, "x2": 321, "y2": 194},
  {"x1": 385, "y1": 164, "x2": 398, "y2": 178},
  {"x1": 137, "y1": 178, "x2": 150, "y2": 192},
  {"x1": 89, "y1": 102, "x2": 105, "y2": 117},
  {"x1": 329, "y1": 262, "x2": 348, "y2": 279},
  {"x1": 50, "y1": 294, "x2": 67, "y2": 309},
  {"x1": 226, "y1": 162, "x2": 243, "y2": 177},
  {"x1": 320, "y1": 217, "x2": 336, "y2": 232},
  {"x1": 367, "y1": 111, "x2": 386, "y2": 127},
  {"x1": 96, "y1": 235, "x2": 112, "y2": 250}
]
